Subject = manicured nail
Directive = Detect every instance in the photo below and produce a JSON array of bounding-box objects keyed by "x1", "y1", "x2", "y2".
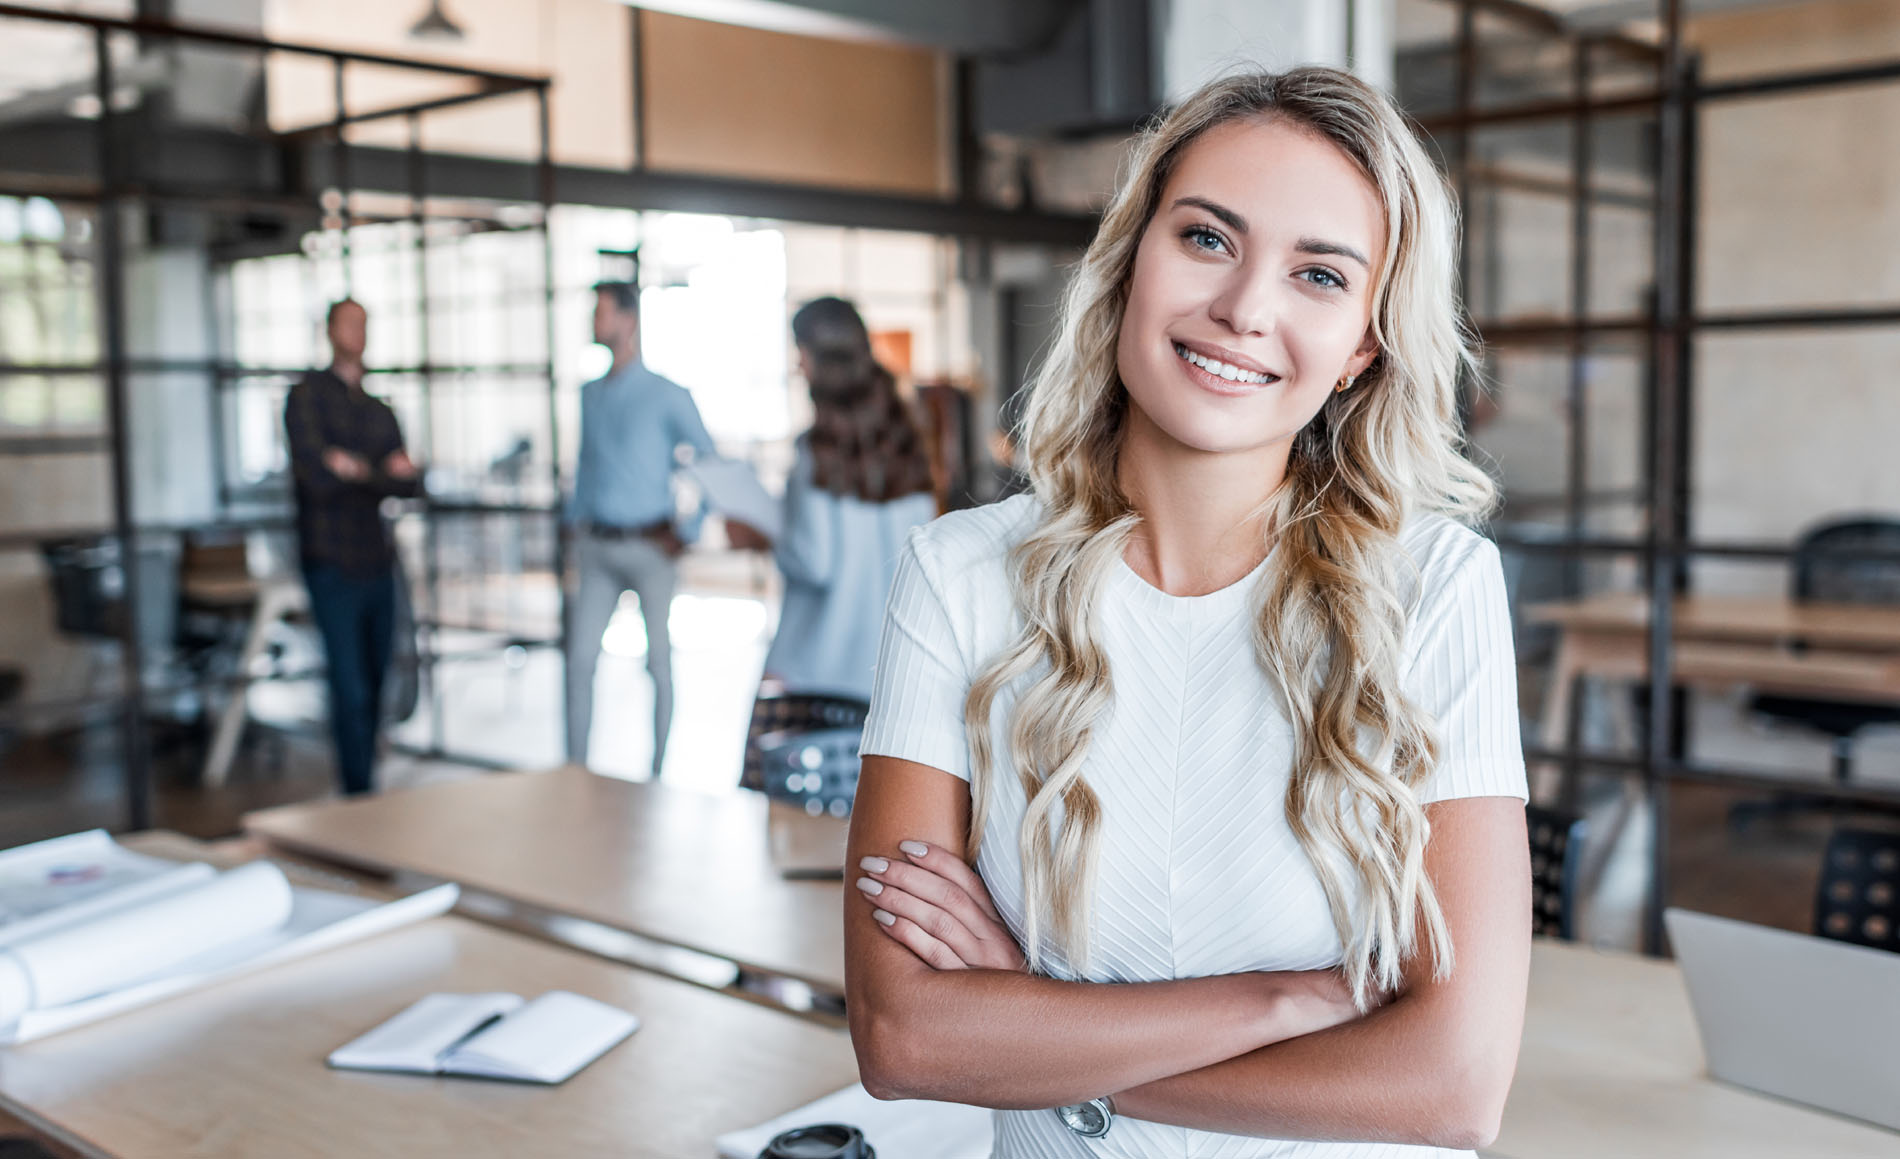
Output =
[
  {"x1": 859, "y1": 856, "x2": 889, "y2": 873},
  {"x1": 855, "y1": 877, "x2": 883, "y2": 895},
  {"x1": 873, "y1": 909, "x2": 896, "y2": 927},
  {"x1": 900, "y1": 841, "x2": 928, "y2": 859}
]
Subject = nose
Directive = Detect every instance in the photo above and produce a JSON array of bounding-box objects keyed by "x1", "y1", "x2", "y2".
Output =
[{"x1": 1207, "y1": 262, "x2": 1282, "y2": 338}]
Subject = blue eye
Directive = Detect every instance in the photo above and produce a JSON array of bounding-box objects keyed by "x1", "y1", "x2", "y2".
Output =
[
  {"x1": 1302, "y1": 267, "x2": 1347, "y2": 290},
  {"x1": 1182, "y1": 225, "x2": 1228, "y2": 254}
]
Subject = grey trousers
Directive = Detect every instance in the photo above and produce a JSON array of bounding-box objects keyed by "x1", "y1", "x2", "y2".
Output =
[{"x1": 565, "y1": 532, "x2": 677, "y2": 777}]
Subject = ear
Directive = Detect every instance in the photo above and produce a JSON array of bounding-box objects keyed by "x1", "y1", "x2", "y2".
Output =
[{"x1": 1347, "y1": 328, "x2": 1381, "y2": 378}]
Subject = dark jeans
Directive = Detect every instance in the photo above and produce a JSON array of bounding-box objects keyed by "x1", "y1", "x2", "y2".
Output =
[{"x1": 304, "y1": 562, "x2": 396, "y2": 795}]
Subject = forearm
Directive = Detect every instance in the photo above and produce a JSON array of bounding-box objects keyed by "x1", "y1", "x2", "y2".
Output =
[
  {"x1": 1112, "y1": 989, "x2": 1521, "y2": 1149},
  {"x1": 851, "y1": 960, "x2": 1329, "y2": 1109},
  {"x1": 370, "y1": 470, "x2": 423, "y2": 499}
]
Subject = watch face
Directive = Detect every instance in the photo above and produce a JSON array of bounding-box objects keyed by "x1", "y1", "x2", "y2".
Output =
[{"x1": 1058, "y1": 1101, "x2": 1110, "y2": 1138}]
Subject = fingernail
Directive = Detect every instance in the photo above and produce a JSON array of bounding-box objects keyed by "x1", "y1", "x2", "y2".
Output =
[
  {"x1": 873, "y1": 909, "x2": 896, "y2": 927},
  {"x1": 899, "y1": 841, "x2": 928, "y2": 858},
  {"x1": 855, "y1": 877, "x2": 883, "y2": 895},
  {"x1": 859, "y1": 856, "x2": 889, "y2": 873}
]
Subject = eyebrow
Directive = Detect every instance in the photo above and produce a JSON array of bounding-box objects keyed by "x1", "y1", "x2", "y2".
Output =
[
  {"x1": 1170, "y1": 196, "x2": 1371, "y2": 271},
  {"x1": 1296, "y1": 237, "x2": 1371, "y2": 270}
]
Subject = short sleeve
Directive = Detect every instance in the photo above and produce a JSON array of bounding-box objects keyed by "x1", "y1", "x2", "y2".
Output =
[
  {"x1": 1404, "y1": 538, "x2": 1528, "y2": 804},
  {"x1": 859, "y1": 529, "x2": 972, "y2": 781}
]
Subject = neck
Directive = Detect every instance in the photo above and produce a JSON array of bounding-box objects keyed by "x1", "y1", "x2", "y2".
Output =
[
  {"x1": 1115, "y1": 407, "x2": 1291, "y2": 597},
  {"x1": 331, "y1": 358, "x2": 364, "y2": 390},
  {"x1": 609, "y1": 341, "x2": 639, "y2": 376}
]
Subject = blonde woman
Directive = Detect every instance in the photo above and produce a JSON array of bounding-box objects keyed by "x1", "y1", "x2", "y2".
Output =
[{"x1": 845, "y1": 67, "x2": 1530, "y2": 1157}]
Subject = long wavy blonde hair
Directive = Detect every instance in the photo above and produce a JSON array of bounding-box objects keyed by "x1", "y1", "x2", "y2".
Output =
[{"x1": 963, "y1": 68, "x2": 1495, "y2": 1006}]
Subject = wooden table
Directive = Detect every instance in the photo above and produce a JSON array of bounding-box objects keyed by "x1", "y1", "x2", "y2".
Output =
[
  {"x1": 1525, "y1": 592, "x2": 1900, "y2": 799},
  {"x1": 1529, "y1": 593, "x2": 1900, "y2": 742},
  {"x1": 246, "y1": 767, "x2": 849, "y2": 998},
  {"x1": 1493, "y1": 940, "x2": 1898, "y2": 1158},
  {"x1": 0, "y1": 834, "x2": 859, "y2": 1159},
  {"x1": 192, "y1": 576, "x2": 305, "y2": 789},
  {"x1": 240, "y1": 774, "x2": 1900, "y2": 1155}
]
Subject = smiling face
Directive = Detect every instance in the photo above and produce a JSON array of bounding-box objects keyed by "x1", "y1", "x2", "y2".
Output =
[{"x1": 1114, "y1": 115, "x2": 1387, "y2": 460}]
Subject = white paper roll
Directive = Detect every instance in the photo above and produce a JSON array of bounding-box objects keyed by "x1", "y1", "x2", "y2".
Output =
[
  {"x1": 0, "y1": 957, "x2": 29, "y2": 1026},
  {"x1": 0, "y1": 861, "x2": 293, "y2": 1013}
]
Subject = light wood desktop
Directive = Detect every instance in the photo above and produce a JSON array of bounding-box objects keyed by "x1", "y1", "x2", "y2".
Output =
[
  {"x1": 1496, "y1": 940, "x2": 1899, "y2": 1158},
  {"x1": 246, "y1": 766, "x2": 850, "y2": 997},
  {"x1": 244, "y1": 769, "x2": 1898, "y2": 1155},
  {"x1": 0, "y1": 834, "x2": 860, "y2": 1159}
]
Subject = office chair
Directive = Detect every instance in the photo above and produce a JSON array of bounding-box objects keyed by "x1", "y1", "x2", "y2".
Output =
[
  {"x1": 39, "y1": 535, "x2": 179, "y2": 691},
  {"x1": 754, "y1": 727, "x2": 863, "y2": 818},
  {"x1": 1814, "y1": 828, "x2": 1900, "y2": 953},
  {"x1": 1736, "y1": 518, "x2": 1900, "y2": 826},
  {"x1": 1527, "y1": 803, "x2": 1587, "y2": 941},
  {"x1": 740, "y1": 692, "x2": 869, "y2": 793}
]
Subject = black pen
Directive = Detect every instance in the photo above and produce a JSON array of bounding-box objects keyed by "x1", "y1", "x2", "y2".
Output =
[{"x1": 432, "y1": 1010, "x2": 507, "y2": 1068}]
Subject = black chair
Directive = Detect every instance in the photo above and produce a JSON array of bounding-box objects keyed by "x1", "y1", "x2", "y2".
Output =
[
  {"x1": 1527, "y1": 803, "x2": 1587, "y2": 941},
  {"x1": 1752, "y1": 518, "x2": 1900, "y2": 785},
  {"x1": 755, "y1": 726, "x2": 863, "y2": 818},
  {"x1": 39, "y1": 536, "x2": 180, "y2": 689},
  {"x1": 740, "y1": 692, "x2": 869, "y2": 793},
  {"x1": 1814, "y1": 828, "x2": 1900, "y2": 953}
]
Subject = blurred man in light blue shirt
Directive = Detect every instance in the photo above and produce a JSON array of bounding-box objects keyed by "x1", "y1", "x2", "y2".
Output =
[{"x1": 566, "y1": 281, "x2": 715, "y2": 777}]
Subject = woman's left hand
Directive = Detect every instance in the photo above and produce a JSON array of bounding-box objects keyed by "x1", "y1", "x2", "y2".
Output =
[{"x1": 856, "y1": 840, "x2": 1027, "y2": 973}]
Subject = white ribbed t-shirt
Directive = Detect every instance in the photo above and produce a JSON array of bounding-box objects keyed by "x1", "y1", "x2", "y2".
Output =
[{"x1": 859, "y1": 493, "x2": 1527, "y2": 1159}]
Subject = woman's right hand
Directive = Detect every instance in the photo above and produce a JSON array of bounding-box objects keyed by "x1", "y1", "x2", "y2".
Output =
[{"x1": 854, "y1": 840, "x2": 1027, "y2": 973}]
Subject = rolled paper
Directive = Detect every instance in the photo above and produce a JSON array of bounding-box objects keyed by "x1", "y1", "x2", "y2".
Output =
[
  {"x1": 0, "y1": 861, "x2": 294, "y2": 1017},
  {"x1": 0, "y1": 957, "x2": 29, "y2": 1026}
]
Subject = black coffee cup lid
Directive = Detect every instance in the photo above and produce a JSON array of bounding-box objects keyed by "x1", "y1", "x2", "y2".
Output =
[{"x1": 757, "y1": 1122, "x2": 874, "y2": 1159}]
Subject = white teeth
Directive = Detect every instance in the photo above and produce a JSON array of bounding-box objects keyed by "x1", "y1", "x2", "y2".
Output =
[{"x1": 1174, "y1": 343, "x2": 1274, "y2": 385}]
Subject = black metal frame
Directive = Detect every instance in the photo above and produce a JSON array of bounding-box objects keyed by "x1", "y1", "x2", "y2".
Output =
[
  {"x1": 1426, "y1": 0, "x2": 1900, "y2": 952},
  {"x1": 0, "y1": 4, "x2": 557, "y2": 824},
  {"x1": 0, "y1": 4, "x2": 1098, "y2": 833}
]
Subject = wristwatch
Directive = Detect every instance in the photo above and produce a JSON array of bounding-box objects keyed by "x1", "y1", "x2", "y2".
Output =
[{"x1": 1055, "y1": 1095, "x2": 1114, "y2": 1139}]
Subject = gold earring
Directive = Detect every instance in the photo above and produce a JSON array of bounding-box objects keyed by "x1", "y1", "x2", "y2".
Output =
[{"x1": 1335, "y1": 373, "x2": 1356, "y2": 393}]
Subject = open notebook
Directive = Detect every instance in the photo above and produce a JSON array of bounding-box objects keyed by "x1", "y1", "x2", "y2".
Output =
[{"x1": 329, "y1": 991, "x2": 640, "y2": 1084}]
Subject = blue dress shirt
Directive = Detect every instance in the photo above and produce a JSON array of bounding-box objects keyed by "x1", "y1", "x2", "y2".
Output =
[{"x1": 568, "y1": 362, "x2": 717, "y2": 536}]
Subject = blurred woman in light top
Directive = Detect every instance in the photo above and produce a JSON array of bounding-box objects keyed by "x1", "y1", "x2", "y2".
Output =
[{"x1": 754, "y1": 297, "x2": 938, "y2": 701}]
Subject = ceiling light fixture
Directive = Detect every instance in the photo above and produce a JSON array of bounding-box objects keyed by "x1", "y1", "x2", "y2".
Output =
[{"x1": 408, "y1": 0, "x2": 466, "y2": 41}]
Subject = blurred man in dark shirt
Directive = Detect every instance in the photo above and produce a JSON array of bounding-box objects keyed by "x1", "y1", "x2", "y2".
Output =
[{"x1": 284, "y1": 299, "x2": 421, "y2": 795}]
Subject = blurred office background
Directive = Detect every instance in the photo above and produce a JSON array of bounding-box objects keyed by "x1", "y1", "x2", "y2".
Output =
[{"x1": 1, "y1": 0, "x2": 1898, "y2": 956}]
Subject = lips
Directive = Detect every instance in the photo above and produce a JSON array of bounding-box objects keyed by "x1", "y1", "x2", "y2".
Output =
[{"x1": 1172, "y1": 341, "x2": 1281, "y2": 393}]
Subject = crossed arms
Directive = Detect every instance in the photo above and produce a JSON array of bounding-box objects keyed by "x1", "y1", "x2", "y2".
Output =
[{"x1": 842, "y1": 755, "x2": 1531, "y2": 1150}]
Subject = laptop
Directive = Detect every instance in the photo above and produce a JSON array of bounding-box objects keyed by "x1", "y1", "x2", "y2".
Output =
[{"x1": 1664, "y1": 907, "x2": 1900, "y2": 1132}]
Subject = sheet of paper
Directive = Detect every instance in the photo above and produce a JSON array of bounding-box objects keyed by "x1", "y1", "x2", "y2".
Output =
[
  {"x1": 0, "y1": 830, "x2": 214, "y2": 933},
  {"x1": 685, "y1": 457, "x2": 783, "y2": 540},
  {"x1": 714, "y1": 1082, "x2": 992, "y2": 1159}
]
